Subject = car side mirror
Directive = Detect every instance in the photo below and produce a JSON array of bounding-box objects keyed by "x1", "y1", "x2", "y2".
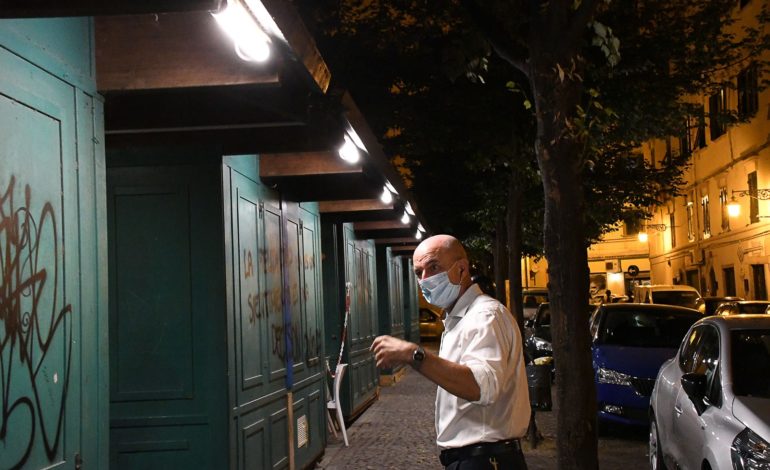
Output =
[{"x1": 681, "y1": 372, "x2": 708, "y2": 415}]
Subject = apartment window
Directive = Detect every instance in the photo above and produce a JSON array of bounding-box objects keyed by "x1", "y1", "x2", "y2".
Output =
[
  {"x1": 686, "y1": 200, "x2": 695, "y2": 242},
  {"x1": 679, "y1": 118, "x2": 691, "y2": 158},
  {"x1": 695, "y1": 107, "x2": 707, "y2": 149},
  {"x1": 723, "y1": 267, "x2": 736, "y2": 296},
  {"x1": 701, "y1": 194, "x2": 711, "y2": 238},
  {"x1": 623, "y1": 218, "x2": 643, "y2": 237},
  {"x1": 720, "y1": 187, "x2": 730, "y2": 231},
  {"x1": 749, "y1": 171, "x2": 759, "y2": 224},
  {"x1": 738, "y1": 63, "x2": 759, "y2": 118},
  {"x1": 709, "y1": 87, "x2": 727, "y2": 140},
  {"x1": 670, "y1": 213, "x2": 676, "y2": 248}
]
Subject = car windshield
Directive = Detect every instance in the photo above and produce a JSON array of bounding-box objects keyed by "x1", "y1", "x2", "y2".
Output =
[
  {"x1": 651, "y1": 291, "x2": 700, "y2": 309},
  {"x1": 731, "y1": 329, "x2": 770, "y2": 399},
  {"x1": 737, "y1": 303, "x2": 770, "y2": 314},
  {"x1": 600, "y1": 309, "x2": 702, "y2": 348}
]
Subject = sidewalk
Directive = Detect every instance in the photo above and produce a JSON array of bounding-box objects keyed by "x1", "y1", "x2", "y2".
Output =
[{"x1": 315, "y1": 365, "x2": 648, "y2": 469}]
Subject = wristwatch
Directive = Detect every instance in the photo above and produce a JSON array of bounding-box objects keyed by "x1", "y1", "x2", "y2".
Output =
[{"x1": 412, "y1": 345, "x2": 426, "y2": 368}]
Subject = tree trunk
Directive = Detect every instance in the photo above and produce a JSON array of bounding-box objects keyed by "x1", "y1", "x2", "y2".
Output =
[
  {"x1": 506, "y1": 173, "x2": 525, "y2": 336},
  {"x1": 494, "y1": 218, "x2": 508, "y2": 302},
  {"x1": 530, "y1": 56, "x2": 599, "y2": 470}
]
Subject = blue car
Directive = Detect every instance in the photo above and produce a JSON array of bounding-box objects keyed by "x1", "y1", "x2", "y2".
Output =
[{"x1": 589, "y1": 303, "x2": 702, "y2": 427}]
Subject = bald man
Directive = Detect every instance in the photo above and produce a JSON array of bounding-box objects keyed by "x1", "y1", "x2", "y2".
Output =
[{"x1": 371, "y1": 235, "x2": 530, "y2": 470}]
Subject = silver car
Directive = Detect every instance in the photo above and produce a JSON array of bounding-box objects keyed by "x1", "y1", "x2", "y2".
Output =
[{"x1": 649, "y1": 314, "x2": 770, "y2": 469}]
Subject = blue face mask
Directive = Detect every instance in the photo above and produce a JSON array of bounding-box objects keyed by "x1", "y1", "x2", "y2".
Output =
[{"x1": 419, "y1": 263, "x2": 461, "y2": 309}]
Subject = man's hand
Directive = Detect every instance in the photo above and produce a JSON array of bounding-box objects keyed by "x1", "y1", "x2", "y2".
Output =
[{"x1": 370, "y1": 335, "x2": 415, "y2": 369}]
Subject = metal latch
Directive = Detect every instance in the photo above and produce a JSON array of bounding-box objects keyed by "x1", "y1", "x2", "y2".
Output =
[{"x1": 75, "y1": 453, "x2": 83, "y2": 469}]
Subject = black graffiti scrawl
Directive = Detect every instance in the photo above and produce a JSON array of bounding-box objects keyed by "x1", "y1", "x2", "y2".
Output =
[{"x1": 0, "y1": 175, "x2": 73, "y2": 469}]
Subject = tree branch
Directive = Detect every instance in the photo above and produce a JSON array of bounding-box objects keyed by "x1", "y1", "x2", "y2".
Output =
[{"x1": 460, "y1": 0, "x2": 531, "y2": 78}]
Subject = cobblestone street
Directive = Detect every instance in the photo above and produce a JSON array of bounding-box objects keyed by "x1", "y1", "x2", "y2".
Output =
[{"x1": 316, "y1": 343, "x2": 649, "y2": 470}]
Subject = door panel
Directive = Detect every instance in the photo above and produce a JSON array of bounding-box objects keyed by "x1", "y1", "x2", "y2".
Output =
[
  {"x1": 108, "y1": 164, "x2": 228, "y2": 470},
  {"x1": 0, "y1": 40, "x2": 85, "y2": 470}
]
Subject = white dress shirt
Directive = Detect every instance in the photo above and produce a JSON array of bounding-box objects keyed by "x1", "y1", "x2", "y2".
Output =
[{"x1": 435, "y1": 284, "x2": 531, "y2": 449}]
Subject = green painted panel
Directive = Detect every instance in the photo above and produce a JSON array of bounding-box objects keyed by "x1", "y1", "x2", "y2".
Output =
[
  {"x1": 234, "y1": 180, "x2": 267, "y2": 396},
  {"x1": 264, "y1": 203, "x2": 287, "y2": 388},
  {"x1": 112, "y1": 188, "x2": 193, "y2": 399},
  {"x1": 107, "y1": 162, "x2": 228, "y2": 470},
  {"x1": 300, "y1": 209, "x2": 322, "y2": 368},
  {"x1": 0, "y1": 18, "x2": 95, "y2": 92},
  {"x1": 285, "y1": 217, "x2": 304, "y2": 371},
  {"x1": 0, "y1": 25, "x2": 103, "y2": 468}
]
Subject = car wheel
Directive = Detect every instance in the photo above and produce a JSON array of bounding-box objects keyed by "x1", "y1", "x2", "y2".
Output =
[{"x1": 649, "y1": 416, "x2": 667, "y2": 470}]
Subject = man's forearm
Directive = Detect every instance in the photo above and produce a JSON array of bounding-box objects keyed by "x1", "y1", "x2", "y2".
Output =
[{"x1": 415, "y1": 350, "x2": 480, "y2": 402}]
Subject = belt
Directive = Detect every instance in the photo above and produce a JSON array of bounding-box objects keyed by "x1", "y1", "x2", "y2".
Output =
[{"x1": 439, "y1": 439, "x2": 522, "y2": 466}]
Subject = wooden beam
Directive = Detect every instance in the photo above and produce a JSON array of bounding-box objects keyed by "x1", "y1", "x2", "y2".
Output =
[
  {"x1": 96, "y1": 11, "x2": 281, "y2": 91},
  {"x1": 374, "y1": 237, "x2": 420, "y2": 245},
  {"x1": 390, "y1": 245, "x2": 419, "y2": 253},
  {"x1": 354, "y1": 220, "x2": 411, "y2": 231},
  {"x1": 259, "y1": 152, "x2": 362, "y2": 178},
  {"x1": 319, "y1": 199, "x2": 392, "y2": 213},
  {"x1": 259, "y1": 0, "x2": 331, "y2": 92}
]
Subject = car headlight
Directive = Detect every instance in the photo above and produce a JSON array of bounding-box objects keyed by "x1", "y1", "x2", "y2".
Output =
[
  {"x1": 596, "y1": 367, "x2": 632, "y2": 386},
  {"x1": 732, "y1": 428, "x2": 770, "y2": 470},
  {"x1": 533, "y1": 337, "x2": 552, "y2": 352}
]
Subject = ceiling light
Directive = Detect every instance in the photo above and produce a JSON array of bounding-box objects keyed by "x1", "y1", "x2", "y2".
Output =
[
  {"x1": 405, "y1": 202, "x2": 415, "y2": 216},
  {"x1": 415, "y1": 230, "x2": 423, "y2": 240},
  {"x1": 338, "y1": 135, "x2": 360, "y2": 163},
  {"x1": 380, "y1": 186, "x2": 393, "y2": 204},
  {"x1": 417, "y1": 223, "x2": 425, "y2": 232},
  {"x1": 401, "y1": 211, "x2": 410, "y2": 224},
  {"x1": 385, "y1": 181, "x2": 396, "y2": 194},
  {"x1": 213, "y1": 0, "x2": 271, "y2": 62}
]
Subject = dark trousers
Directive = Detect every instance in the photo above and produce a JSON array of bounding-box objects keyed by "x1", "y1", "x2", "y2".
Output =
[{"x1": 441, "y1": 440, "x2": 528, "y2": 470}]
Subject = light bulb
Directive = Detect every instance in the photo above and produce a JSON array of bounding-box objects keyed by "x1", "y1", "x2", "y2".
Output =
[
  {"x1": 338, "y1": 135, "x2": 360, "y2": 163},
  {"x1": 380, "y1": 187, "x2": 393, "y2": 204}
]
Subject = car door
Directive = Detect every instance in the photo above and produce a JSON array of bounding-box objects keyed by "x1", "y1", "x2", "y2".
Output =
[{"x1": 673, "y1": 325, "x2": 720, "y2": 468}]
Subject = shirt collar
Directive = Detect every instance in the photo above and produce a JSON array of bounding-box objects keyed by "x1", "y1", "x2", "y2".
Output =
[{"x1": 446, "y1": 284, "x2": 482, "y2": 319}]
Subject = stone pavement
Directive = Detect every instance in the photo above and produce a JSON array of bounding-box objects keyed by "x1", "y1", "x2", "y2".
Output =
[{"x1": 315, "y1": 345, "x2": 648, "y2": 470}]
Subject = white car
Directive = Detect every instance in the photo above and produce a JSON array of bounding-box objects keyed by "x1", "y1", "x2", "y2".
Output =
[{"x1": 649, "y1": 314, "x2": 770, "y2": 470}]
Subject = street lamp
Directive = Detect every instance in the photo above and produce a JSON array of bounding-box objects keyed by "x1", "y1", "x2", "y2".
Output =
[
  {"x1": 728, "y1": 188, "x2": 770, "y2": 218},
  {"x1": 637, "y1": 223, "x2": 669, "y2": 243}
]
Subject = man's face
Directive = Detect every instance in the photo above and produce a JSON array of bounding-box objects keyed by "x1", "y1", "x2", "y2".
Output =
[
  {"x1": 413, "y1": 242, "x2": 450, "y2": 282},
  {"x1": 589, "y1": 282, "x2": 599, "y2": 295}
]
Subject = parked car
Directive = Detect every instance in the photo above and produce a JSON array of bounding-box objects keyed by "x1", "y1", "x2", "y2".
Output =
[
  {"x1": 649, "y1": 315, "x2": 770, "y2": 470},
  {"x1": 525, "y1": 302, "x2": 596, "y2": 367},
  {"x1": 633, "y1": 284, "x2": 704, "y2": 311},
  {"x1": 522, "y1": 288, "x2": 549, "y2": 320},
  {"x1": 419, "y1": 306, "x2": 444, "y2": 340},
  {"x1": 701, "y1": 296, "x2": 744, "y2": 316},
  {"x1": 714, "y1": 300, "x2": 770, "y2": 316},
  {"x1": 590, "y1": 303, "x2": 703, "y2": 428}
]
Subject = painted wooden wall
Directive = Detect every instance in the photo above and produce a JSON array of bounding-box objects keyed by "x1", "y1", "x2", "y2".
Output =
[
  {"x1": 107, "y1": 152, "x2": 228, "y2": 469},
  {"x1": 223, "y1": 155, "x2": 325, "y2": 470},
  {"x1": 403, "y1": 258, "x2": 421, "y2": 343},
  {"x1": 321, "y1": 222, "x2": 379, "y2": 420},
  {"x1": 0, "y1": 18, "x2": 108, "y2": 470}
]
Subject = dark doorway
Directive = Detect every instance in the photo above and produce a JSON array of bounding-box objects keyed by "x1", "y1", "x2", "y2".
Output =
[
  {"x1": 752, "y1": 264, "x2": 767, "y2": 300},
  {"x1": 723, "y1": 267, "x2": 737, "y2": 296}
]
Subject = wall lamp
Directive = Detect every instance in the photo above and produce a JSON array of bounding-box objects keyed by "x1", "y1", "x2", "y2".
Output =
[
  {"x1": 213, "y1": 0, "x2": 271, "y2": 62},
  {"x1": 727, "y1": 188, "x2": 770, "y2": 218},
  {"x1": 637, "y1": 223, "x2": 669, "y2": 243}
]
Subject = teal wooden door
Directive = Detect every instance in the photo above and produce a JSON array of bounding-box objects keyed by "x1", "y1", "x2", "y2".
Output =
[
  {"x1": 224, "y1": 158, "x2": 326, "y2": 470},
  {"x1": 0, "y1": 18, "x2": 106, "y2": 470},
  {"x1": 107, "y1": 161, "x2": 228, "y2": 469}
]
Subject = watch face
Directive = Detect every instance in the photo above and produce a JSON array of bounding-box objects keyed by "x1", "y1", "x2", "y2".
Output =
[{"x1": 414, "y1": 347, "x2": 425, "y2": 362}]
